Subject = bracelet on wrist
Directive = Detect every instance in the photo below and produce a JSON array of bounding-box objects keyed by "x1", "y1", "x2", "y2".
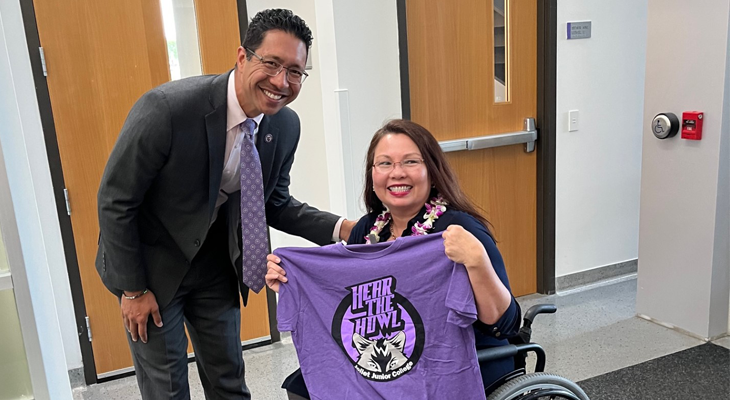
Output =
[{"x1": 123, "y1": 288, "x2": 148, "y2": 300}]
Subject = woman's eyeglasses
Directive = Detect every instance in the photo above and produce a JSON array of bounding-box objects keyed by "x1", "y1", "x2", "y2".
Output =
[{"x1": 372, "y1": 159, "x2": 424, "y2": 173}]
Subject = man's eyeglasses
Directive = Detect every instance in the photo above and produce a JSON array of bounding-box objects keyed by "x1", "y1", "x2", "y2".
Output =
[
  {"x1": 245, "y1": 48, "x2": 308, "y2": 85},
  {"x1": 373, "y1": 159, "x2": 425, "y2": 173}
]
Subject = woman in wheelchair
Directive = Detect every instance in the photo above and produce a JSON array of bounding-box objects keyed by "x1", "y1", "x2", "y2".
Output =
[{"x1": 266, "y1": 119, "x2": 523, "y2": 398}]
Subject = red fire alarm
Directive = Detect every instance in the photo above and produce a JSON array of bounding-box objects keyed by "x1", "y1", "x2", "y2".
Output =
[{"x1": 681, "y1": 111, "x2": 704, "y2": 140}]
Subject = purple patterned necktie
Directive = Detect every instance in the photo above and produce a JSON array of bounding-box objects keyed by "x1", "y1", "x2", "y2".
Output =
[{"x1": 239, "y1": 118, "x2": 269, "y2": 293}]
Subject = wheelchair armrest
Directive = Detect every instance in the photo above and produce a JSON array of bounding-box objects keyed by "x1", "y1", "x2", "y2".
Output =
[
  {"x1": 477, "y1": 343, "x2": 547, "y2": 373},
  {"x1": 477, "y1": 345, "x2": 518, "y2": 364}
]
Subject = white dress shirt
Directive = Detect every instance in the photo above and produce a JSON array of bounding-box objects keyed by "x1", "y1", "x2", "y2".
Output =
[{"x1": 214, "y1": 72, "x2": 343, "y2": 241}]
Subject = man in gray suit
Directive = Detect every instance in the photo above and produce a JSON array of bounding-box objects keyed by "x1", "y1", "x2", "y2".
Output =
[{"x1": 96, "y1": 9, "x2": 354, "y2": 399}]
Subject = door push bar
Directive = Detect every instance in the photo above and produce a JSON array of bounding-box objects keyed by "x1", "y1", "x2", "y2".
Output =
[{"x1": 438, "y1": 118, "x2": 538, "y2": 153}]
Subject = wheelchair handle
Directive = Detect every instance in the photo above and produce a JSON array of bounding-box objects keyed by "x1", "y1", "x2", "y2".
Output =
[
  {"x1": 523, "y1": 304, "x2": 557, "y2": 326},
  {"x1": 516, "y1": 304, "x2": 556, "y2": 344}
]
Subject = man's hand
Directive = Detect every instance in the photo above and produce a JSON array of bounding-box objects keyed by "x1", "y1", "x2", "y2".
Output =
[
  {"x1": 265, "y1": 254, "x2": 287, "y2": 293},
  {"x1": 121, "y1": 290, "x2": 163, "y2": 343},
  {"x1": 339, "y1": 219, "x2": 358, "y2": 241}
]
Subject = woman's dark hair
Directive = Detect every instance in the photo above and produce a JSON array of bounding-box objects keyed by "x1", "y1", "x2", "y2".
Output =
[
  {"x1": 363, "y1": 119, "x2": 492, "y2": 232},
  {"x1": 242, "y1": 9, "x2": 313, "y2": 56}
]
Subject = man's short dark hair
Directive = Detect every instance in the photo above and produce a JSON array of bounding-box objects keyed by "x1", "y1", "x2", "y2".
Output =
[{"x1": 243, "y1": 9, "x2": 313, "y2": 58}]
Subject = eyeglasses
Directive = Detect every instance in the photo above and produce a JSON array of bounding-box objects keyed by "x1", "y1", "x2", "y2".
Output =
[
  {"x1": 245, "y1": 48, "x2": 309, "y2": 85},
  {"x1": 372, "y1": 158, "x2": 424, "y2": 173}
]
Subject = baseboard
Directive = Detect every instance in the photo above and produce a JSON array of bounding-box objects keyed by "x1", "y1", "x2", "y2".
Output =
[
  {"x1": 68, "y1": 367, "x2": 85, "y2": 389},
  {"x1": 556, "y1": 259, "x2": 638, "y2": 292},
  {"x1": 637, "y1": 314, "x2": 727, "y2": 342}
]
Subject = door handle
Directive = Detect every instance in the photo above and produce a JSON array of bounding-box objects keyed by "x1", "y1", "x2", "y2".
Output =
[{"x1": 439, "y1": 118, "x2": 538, "y2": 153}]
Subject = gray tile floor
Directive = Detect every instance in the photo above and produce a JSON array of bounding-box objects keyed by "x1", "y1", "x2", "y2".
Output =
[{"x1": 72, "y1": 276, "x2": 726, "y2": 399}]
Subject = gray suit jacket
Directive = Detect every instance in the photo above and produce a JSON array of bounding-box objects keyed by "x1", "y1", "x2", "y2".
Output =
[{"x1": 96, "y1": 71, "x2": 339, "y2": 308}]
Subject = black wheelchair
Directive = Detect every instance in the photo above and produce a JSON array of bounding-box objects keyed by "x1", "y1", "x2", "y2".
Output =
[
  {"x1": 285, "y1": 304, "x2": 589, "y2": 399},
  {"x1": 482, "y1": 304, "x2": 589, "y2": 400}
]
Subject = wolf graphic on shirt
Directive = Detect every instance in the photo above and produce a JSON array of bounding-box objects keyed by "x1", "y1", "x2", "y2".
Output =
[
  {"x1": 332, "y1": 275, "x2": 425, "y2": 381},
  {"x1": 353, "y1": 331, "x2": 408, "y2": 373}
]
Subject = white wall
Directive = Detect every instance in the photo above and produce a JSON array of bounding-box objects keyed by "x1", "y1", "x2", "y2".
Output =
[
  {"x1": 637, "y1": 0, "x2": 730, "y2": 338},
  {"x1": 555, "y1": 0, "x2": 648, "y2": 277},
  {"x1": 0, "y1": 1, "x2": 74, "y2": 397},
  {"x1": 723, "y1": 55, "x2": 730, "y2": 332},
  {"x1": 330, "y1": 1, "x2": 402, "y2": 218},
  {"x1": 723, "y1": 13, "x2": 730, "y2": 334}
]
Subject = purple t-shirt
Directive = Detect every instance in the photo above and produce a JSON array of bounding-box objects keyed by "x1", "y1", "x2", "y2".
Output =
[{"x1": 276, "y1": 233, "x2": 486, "y2": 399}]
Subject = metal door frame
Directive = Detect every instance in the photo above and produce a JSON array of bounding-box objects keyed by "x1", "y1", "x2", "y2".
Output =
[
  {"x1": 395, "y1": 0, "x2": 558, "y2": 295},
  {"x1": 18, "y1": 0, "x2": 98, "y2": 385}
]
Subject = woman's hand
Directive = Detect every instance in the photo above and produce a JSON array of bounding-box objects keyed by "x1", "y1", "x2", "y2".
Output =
[
  {"x1": 444, "y1": 225, "x2": 512, "y2": 325},
  {"x1": 442, "y1": 225, "x2": 488, "y2": 270},
  {"x1": 265, "y1": 254, "x2": 288, "y2": 293}
]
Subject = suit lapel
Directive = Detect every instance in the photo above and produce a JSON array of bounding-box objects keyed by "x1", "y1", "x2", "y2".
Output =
[
  {"x1": 257, "y1": 115, "x2": 278, "y2": 190},
  {"x1": 204, "y1": 72, "x2": 230, "y2": 220}
]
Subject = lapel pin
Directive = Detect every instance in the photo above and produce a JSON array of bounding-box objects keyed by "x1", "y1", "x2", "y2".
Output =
[{"x1": 265, "y1": 134, "x2": 273, "y2": 143}]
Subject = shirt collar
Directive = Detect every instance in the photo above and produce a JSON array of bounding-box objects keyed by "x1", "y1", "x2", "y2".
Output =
[{"x1": 226, "y1": 71, "x2": 264, "y2": 132}]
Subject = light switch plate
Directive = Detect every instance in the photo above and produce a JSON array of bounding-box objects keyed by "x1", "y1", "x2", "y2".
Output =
[{"x1": 568, "y1": 110, "x2": 579, "y2": 132}]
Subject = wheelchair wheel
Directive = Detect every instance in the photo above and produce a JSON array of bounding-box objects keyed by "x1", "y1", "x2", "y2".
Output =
[{"x1": 487, "y1": 372, "x2": 589, "y2": 400}]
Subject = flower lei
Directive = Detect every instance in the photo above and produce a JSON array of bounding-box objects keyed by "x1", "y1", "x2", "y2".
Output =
[{"x1": 365, "y1": 195, "x2": 448, "y2": 244}]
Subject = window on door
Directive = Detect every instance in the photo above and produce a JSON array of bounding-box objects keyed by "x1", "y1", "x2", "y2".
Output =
[{"x1": 160, "y1": 0, "x2": 203, "y2": 80}]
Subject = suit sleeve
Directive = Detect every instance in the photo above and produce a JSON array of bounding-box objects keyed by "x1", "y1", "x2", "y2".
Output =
[
  {"x1": 265, "y1": 111, "x2": 340, "y2": 245},
  {"x1": 97, "y1": 89, "x2": 172, "y2": 292}
]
